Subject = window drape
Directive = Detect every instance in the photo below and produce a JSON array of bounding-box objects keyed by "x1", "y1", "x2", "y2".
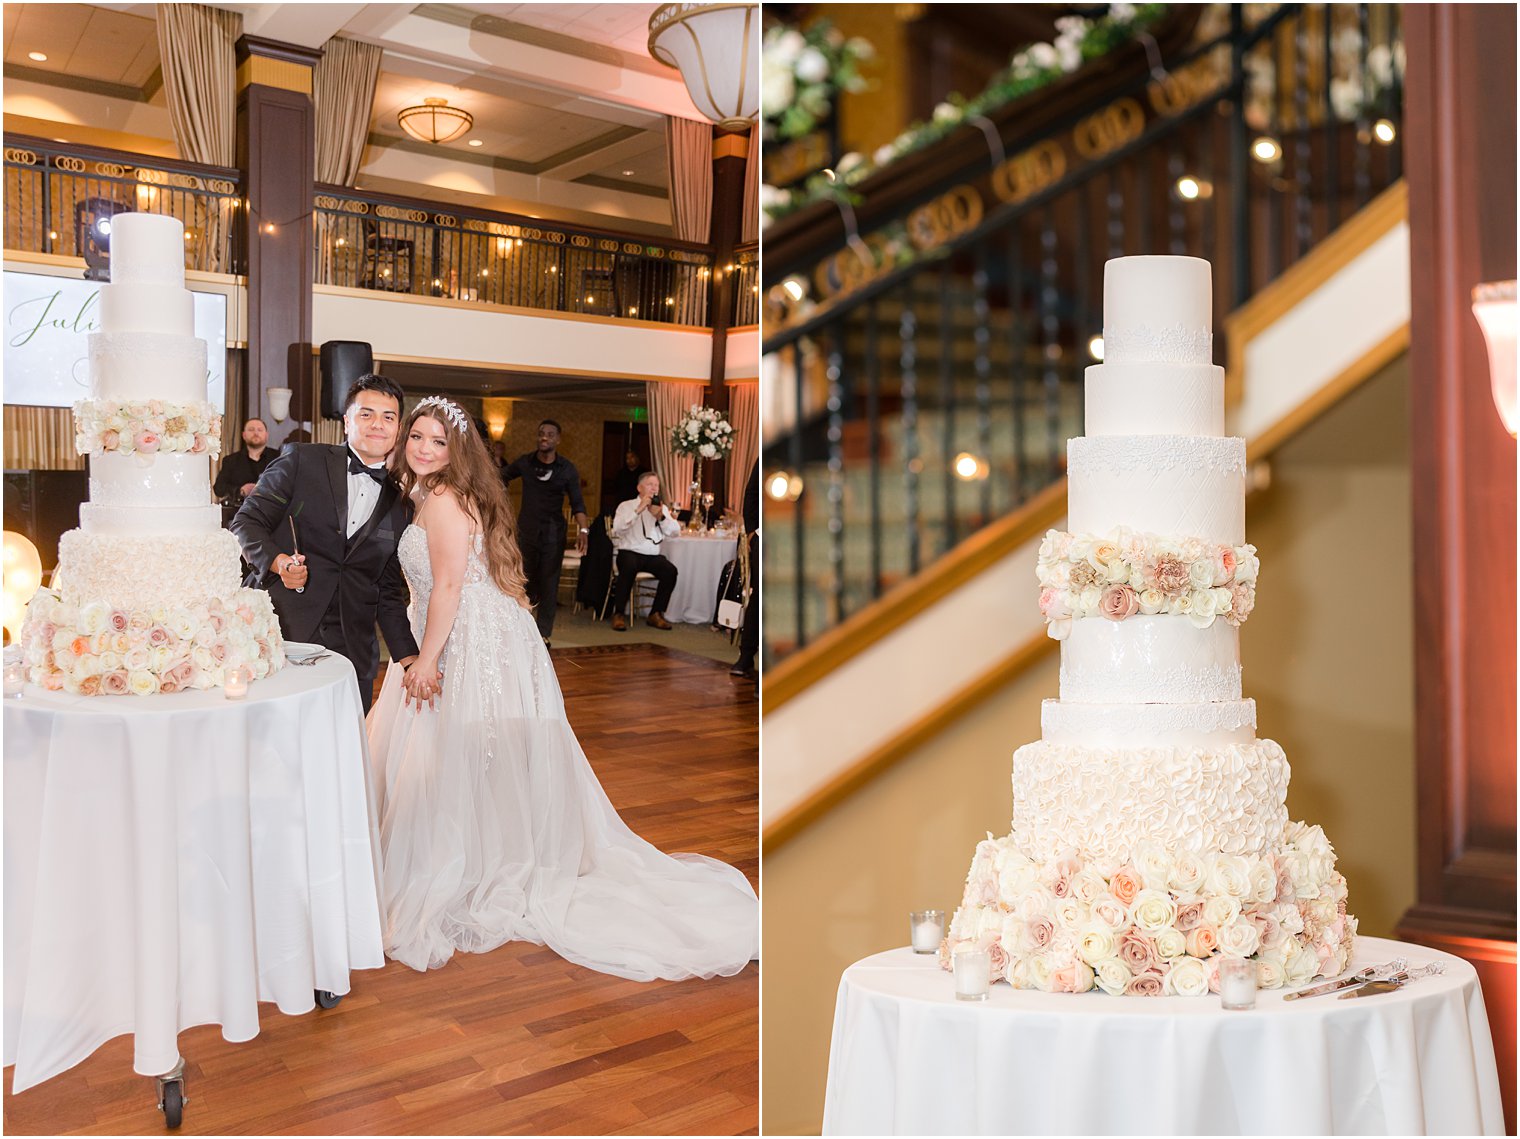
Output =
[
  {"x1": 725, "y1": 383, "x2": 758, "y2": 516},
  {"x1": 314, "y1": 37, "x2": 382, "y2": 186},
  {"x1": 646, "y1": 381, "x2": 707, "y2": 511},
  {"x1": 155, "y1": 4, "x2": 240, "y2": 167},
  {"x1": 740, "y1": 125, "x2": 758, "y2": 243},
  {"x1": 665, "y1": 117, "x2": 713, "y2": 243}
]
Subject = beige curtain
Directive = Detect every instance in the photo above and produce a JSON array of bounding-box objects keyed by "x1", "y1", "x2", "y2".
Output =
[
  {"x1": 725, "y1": 382, "x2": 758, "y2": 516},
  {"x1": 740, "y1": 124, "x2": 758, "y2": 243},
  {"x1": 646, "y1": 381, "x2": 707, "y2": 510},
  {"x1": 156, "y1": 4, "x2": 241, "y2": 167},
  {"x1": 666, "y1": 117, "x2": 713, "y2": 243},
  {"x1": 2, "y1": 407, "x2": 84, "y2": 471},
  {"x1": 314, "y1": 37, "x2": 382, "y2": 186}
]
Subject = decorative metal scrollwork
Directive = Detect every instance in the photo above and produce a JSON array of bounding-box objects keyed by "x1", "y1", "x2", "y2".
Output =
[
  {"x1": 1072, "y1": 97, "x2": 1146, "y2": 159},
  {"x1": 623, "y1": 242, "x2": 645, "y2": 255},
  {"x1": 570, "y1": 234, "x2": 591, "y2": 248},
  {"x1": 315, "y1": 195, "x2": 341, "y2": 210},
  {"x1": 521, "y1": 227, "x2": 544, "y2": 240},
  {"x1": 433, "y1": 214, "x2": 457, "y2": 228},
  {"x1": 55, "y1": 155, "x2": 87, "y2": 173},
  {"x1": 991, "y1": 140, "x2": 1068, "y2": 205},
  {"x1": 5, "y1": 148, "x2": 39, "y2": 165},
  {"x1": 906, "y1": 184, "x2": 983, "y2": 251},
  {"x1": 94, "y1": 162, "x2": 131, "y2": 179},
  {"x1": 598, "y1": 239, "x2": 619, "y2": 252},
  {"x1": 375, "y1": 204, "x2": 428, "y2": 222},
  {"x1": 1147, "y1": 50, "x2": 1227, "y2": 116},
  {"x1": 462, "y1": 217, "x2": 490, "y2": 232}
]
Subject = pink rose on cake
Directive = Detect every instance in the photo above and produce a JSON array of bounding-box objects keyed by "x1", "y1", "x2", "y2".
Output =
[
  {"x1": 1147, "y1": 555, "x2": 1191, "y2": 597},
  {"x1": 1051, "y1": 960, "x2": 1095, "y2": 993},
  {"x1": 1184, "y1": 924, "x2": 1219, "y2": 957},
  {"x1": 1098, "y1": 584, "x2": 1138, "y2": 621},
  {"x1": 1089, "y1": 894, "x2": 1129, "y2": 932},
  {"x1": 1123, "y1": 974, "x2": 1163, "y2": 997},
  {"x1": 1116, "y1": 929, "x2": 1158, "y2": 973},
  {"x1": 133, "y1": 430, "x2": 161, "y2": 454},
  {"x1": 101, "y1": 670, "x2": 130, "y2": 695},
  {"x1": 1108, "y1": 865, "x2": 1143, "y2": 906},
  {"x1": 1214, "y1": 546, "x2": 1237, "y2": 584}
]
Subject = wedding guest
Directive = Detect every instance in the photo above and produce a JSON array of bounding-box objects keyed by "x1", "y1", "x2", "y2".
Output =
[
  {"x1": 609, "y1": 471, "x2": 679, "y2": 632},
  {"x1": 214, "y1": 417, "x2": 274, "y2": 509},
  {"x1": 731, "y1": 459, "x2": 759, "y2": 679},
  {"x1": 502, "y1": 419, "x2": 588, "y2": 642},
  {"x1": 607, "y1": 448, "x2": 643, "y2": 512}
]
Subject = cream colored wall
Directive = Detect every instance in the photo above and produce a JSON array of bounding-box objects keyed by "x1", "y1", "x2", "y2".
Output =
[{"x1": 759, "y1": 355, "x2": 1415, "y2": 1136}]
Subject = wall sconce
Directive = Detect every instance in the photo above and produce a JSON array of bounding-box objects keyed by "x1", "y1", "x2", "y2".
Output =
[
  {"x1": 267, "y1": 387, "x2": 293, "y2": 424},
  {"x1": 1472, "y1": 280, "x2": 1516, "y2": 437}
]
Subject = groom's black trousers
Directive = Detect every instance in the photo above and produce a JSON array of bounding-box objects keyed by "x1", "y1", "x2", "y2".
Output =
[{"x1": 315, "y1": 594, "x2": 377, "y2": 713}]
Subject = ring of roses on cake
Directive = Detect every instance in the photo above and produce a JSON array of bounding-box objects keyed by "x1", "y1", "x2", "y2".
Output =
[
  {"x1": 73, "y1": 399, "x2": 223, "y2": 459},
  {"x1": 20, "y1": 588, "x2": 283, "y2": 695},
  {"x1": 1037, "y1": 527, "x2": 1259, "y2": 639},
  {"x1": 940, "y1": 825, "x2": 1355, "y2": 996}
]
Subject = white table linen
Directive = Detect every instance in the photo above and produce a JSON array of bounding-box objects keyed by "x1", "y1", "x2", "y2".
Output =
[
  {"x1": 4, "y1": 647, "x2": 385, "y2": 1094},
  {"x1": 659, "y1": 533, "x2": 738, "y2": 625},
  {"x1": 822, "y1": 936, "x2": 1504, "y2": 1136}
]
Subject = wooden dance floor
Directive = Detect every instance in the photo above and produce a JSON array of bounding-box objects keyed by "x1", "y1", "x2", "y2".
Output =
[{"x1": 3, "y1": 644, "x2": 758, "y2": 1136}]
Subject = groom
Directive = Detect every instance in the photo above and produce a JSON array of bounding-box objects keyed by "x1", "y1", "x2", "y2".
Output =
[{"x1": 232, "y1": 373, "x2": 420, "y2": 712}]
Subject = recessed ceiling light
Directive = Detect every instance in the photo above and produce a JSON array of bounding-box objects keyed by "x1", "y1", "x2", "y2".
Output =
[
  {"x1": 468, "y1": 139, "x2": 483, "y2": 147},
  {"x1": 28, "y1": 51, "x2": 47, "y2": 62},
  {"x1": 621, "y1": 169, "x2": 635, "y2": 176}
]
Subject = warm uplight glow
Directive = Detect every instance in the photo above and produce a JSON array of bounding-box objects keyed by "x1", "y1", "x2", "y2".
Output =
[
  {"x1": 953, "y1": 452, "x2": 989, "y2": 481},
  {"x1": 1252, "y1": 136, "x2": 1282, "y2": 163},
  {"x1": 1088, "y1": 335, "x2": 1105, "y2": 361},
  {"x1": 665, "y1": 297, "x2": 674, "y2": 305},
  {"x1": 766, "y1": 470, "x2": 805, "y2": 501},
  {"x1": 3, "y1": 530, "x2": 44, "y2": 644},
  {"x1": 47, "y1": 231, "x2": 57, "y2": 241},
  {"x1": 1373, "y1": 118, "x2": 1397, "y2": 145},
  {"x1": 1175, "y1": 176, "x2": 1201, "y2": 200},
  {"x1": 336, "y1": 237, "x2": 346, "y2": 247}
]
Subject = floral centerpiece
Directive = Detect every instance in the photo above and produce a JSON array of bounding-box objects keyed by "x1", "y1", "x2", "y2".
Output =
[{"x1": 670, "y1": 405, "x2": 735, "y2": 529}]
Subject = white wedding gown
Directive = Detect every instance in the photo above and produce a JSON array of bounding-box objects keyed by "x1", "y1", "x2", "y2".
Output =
[{"x1": 366, "y1": 524, "x2": 757, "y2": 979}]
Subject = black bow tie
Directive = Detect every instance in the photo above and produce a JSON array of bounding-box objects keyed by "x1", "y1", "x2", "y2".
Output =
[{"x1": 348, "y1": 454, "x2": 387, "y2": 484}]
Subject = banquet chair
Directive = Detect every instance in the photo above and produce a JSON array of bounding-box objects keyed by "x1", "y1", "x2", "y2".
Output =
[
  {"x1": 594, "y1": 517, "x2": 658, "y2": 620},
  {"x1": 558, "y1": 549, "x2": 581, "y2": 607}
]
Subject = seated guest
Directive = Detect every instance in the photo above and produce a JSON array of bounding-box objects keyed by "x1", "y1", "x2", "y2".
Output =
[
  {"x1": 214, "y1": 417, "x2": 275, "y2": 523},
  {"x1": 609, "y1": 471, "x2": 679, "y2": 632},
  {"x1": 607, "y1": 448, "x2": 642, "y2": 513}
]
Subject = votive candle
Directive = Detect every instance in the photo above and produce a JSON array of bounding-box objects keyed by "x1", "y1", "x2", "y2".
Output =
[
  {"x1": 3, "y1": 661, "x2": 25, "y2": 697},
  {"x1": 953, "y1": 947, "x2": 991, "y2": 1002},
  {"x1": 1219, "y1": 957, "x2": 1258, "y2": 1010},
  {"x1": 909, "y1": 910, "x2": 945, "y2": 954},
  {"x1": 224, "y1": 668, "x2": 249, "y2": 700}
]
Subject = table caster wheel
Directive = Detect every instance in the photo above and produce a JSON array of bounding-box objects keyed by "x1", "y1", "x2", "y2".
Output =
[
  {"x1": 155, "y1": 1061, "x2": 187, "y2": 1130},
  {"x1": 315, "y1": 989, "x2": 342, "y2": 1009}
]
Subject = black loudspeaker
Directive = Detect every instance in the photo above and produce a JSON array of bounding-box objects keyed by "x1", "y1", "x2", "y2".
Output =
[{"x1": 319, "y1": 341, "x2": 373, "y2": 420}]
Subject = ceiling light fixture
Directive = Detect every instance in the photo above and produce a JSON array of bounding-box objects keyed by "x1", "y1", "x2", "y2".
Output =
[
  {"x1": 622, "y1": 169, "x2": 635, "y2": 176},
  {"x1": 648, "y1": 3, "x2": 758, "y2": 132},
  {"x1": 28, "y1": 51, "x2": 47, "y2": 62},
  {"x1": 468, "y1": 139, "x2": 483, "y2": 147},
  {"x1": 397, "y1": 97, "x2": 474, "y2": 144}
]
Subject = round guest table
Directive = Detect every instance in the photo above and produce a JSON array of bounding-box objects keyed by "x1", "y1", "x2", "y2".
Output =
[
  {"x1": 822, "y1": 937, "x2": 1504, "y2": 1135},
  {"x1": 660, "y1": 532, "x2": 738, "y2": 625},
  {"x1": 3, "y1": 646, "x2": 385, "y2": 1104}
]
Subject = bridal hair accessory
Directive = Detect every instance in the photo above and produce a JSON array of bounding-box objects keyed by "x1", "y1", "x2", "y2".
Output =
[{"x1": 415, "y1": 396, "x2": 471, "y2": 435}]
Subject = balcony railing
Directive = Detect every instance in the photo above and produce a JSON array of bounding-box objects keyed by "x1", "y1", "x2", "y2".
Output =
[
  {"x1": 3, "y1": 137, "x2": 242, "y2": 274},
  {"x1": 760, "y1": 3, "x2": 1405, "y2": 659},
  {"x1": 313, "y1": 185, "x2": 716, "y2": 326}
]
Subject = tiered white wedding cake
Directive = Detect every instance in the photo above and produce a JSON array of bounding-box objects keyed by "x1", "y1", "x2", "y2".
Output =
[
  {"x1": 19, "y1": 212, "x2": 284, "y2": 695},
  {"x1": 943, "y1": 255, "x2": 1354, "y2": 996}
]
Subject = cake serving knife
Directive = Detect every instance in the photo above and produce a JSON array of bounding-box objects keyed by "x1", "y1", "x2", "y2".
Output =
[
  {"x1": 1283, "y1": 957, "x2": 1407, "y2": 1001},
  {"x1": 289, "y1": 516, "x2": 305, "y2": 594}
]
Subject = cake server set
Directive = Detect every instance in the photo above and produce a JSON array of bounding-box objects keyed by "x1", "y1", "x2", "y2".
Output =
[
  {"x1": 1336, "y1": 962, "x2": 1446, "y2": 998},
  {"x1": 1283, "y1": 957, "x2": 1407, "y2": 1001}
]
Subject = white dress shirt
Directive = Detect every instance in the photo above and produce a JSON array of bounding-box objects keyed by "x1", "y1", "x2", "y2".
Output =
[
  {"x1": 346, "y1": 446, "x2": 386, "y2": 538},
  {"x1": 611, "y1": 497, "x2": 680, "y2": 555}
]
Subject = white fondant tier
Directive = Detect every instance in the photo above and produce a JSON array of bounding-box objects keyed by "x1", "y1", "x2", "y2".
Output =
[
  {"x1": 1041, "y1": 698, "x2": 1256, "y2": 748},
  {"x1": 1066, "y1": 434, "x2": 1245, "y2": 544},
  {"x1": 89, "y1": 332, "x2": 208, "y2": 404},
  {"x1": 79, "y1": 503, "x2": 222, "y2": 537},
  {"x1": 97, "y1": 282, "x2": 193, "y2": 337},
  {"x1": 55, "y1": 528, "x2": 244, "y2": 610},
  {"x1": 104, "y1": 212, "x2": 187, "y2": 288},
  {"x1": 1010, "y1": 736, "x2": 1290, "y2": 867},
  {"x1": 1060, "y1": 616, "x2": 1241, "y2": 704},
  {"x1": 1083, "y1": 363, "x2": 1224, "y2": 437},
  {"x1": 1101, "y1": 256, "x2": 1213, "y2": 365},
  {"x1": 88, "y1": 452, "x2": 213, "y2": 509}
]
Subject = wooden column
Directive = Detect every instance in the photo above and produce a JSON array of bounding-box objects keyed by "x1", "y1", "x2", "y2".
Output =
[
  {"x1": 705, "y1": 127, "x2": 749, "y2": 499},
  {"x1": 235, "y1": 36, "x2": 320, "y2": 439},
  {"x1": 1397, "y1": 6, "x2": 1516, "y2": 1132}
]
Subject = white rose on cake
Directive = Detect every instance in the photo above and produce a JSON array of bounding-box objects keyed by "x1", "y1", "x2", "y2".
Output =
[
  {"x1": 1254, "y1": 953, "x2": 1286, "y2": 989},
  {"x1": 1165, "y1": 956, "x2": 1209, "y2": 997},
  {"x1": 1131, "y1": 889, "x2": 1178, "y2": 932},
  {"x1": 1203, "y1": 894, "x2": 1242, "y2": 929},
  {"x1": 1093, "y1": 956, "x2": 1131, "y2": 995},
  {"x1": 1153, "y1": 926, "x2": 1186, "y2": 960},
  {"x1": 1217, "y1": 919, "x2": 1261, "y2": 958},
  {"x1": 1077, "y1": 923, "x2": 1117, "y2": 964}
]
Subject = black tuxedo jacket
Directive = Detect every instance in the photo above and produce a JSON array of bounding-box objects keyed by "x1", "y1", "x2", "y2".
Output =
[{"x1": 230, "y1": 443, "x2": 419, "y2": 680}]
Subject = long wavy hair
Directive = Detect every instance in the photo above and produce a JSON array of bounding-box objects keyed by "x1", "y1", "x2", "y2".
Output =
[{"x1": 393, "y1": 399, "x2": 529, "y2": 603}]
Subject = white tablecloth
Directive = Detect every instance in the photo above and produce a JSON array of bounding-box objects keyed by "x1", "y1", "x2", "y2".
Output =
[
  {"x1": 822, "y1": 936, "x2": 1504, "y2": 1135},
  {"x1": 3, "y1": 648, "x2": 385, "y2": 1094},
  {"x1": 661, "y1": 533, "x2": 738, "y2": 625}
]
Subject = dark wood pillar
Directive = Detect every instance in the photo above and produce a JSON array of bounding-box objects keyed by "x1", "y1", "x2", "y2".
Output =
[
  {"x1": 705, "y1": 127, "x2": 748, "y2": 498},
  {"x1": 1397, "y1": 6, "x2": 1516, "y2": 1132},
  {"x1": 235, "y1": 36, "x2": 320, "y2": 440}
]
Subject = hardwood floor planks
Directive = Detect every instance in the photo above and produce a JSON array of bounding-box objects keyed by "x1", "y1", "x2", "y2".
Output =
[{"x1": 3, "y1": 645, "x2": 757, "y2": 1135}]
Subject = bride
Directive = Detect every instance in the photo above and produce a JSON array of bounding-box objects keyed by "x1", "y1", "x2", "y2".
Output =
[{"x1": 366, "y1": 395, "x2": 757, "y2": 980}]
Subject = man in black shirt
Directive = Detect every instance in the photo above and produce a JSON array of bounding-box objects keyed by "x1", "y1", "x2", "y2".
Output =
[
  {"x1": 607, "y1": 448, "x2": 643, "y2": 513},
  {"x1": 503, "y1": 419, "x2": 589, "y2": 642},
  {"x1": 214, "y1": 418, "x2": 275, "y2": 522}
]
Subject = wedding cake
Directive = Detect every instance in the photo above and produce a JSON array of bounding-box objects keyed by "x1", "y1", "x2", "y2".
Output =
[
  {"x1": 18, "y1": 212, "x2": 284, "y2": 695},
  {"x1": 943, "y1": 255, "x2": 1354, "y2": 996}
]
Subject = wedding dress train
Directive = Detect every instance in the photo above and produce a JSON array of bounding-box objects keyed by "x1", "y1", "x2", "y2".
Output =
[{"x1": 367, "y1": 524, "x2": 757, "y2": 979}]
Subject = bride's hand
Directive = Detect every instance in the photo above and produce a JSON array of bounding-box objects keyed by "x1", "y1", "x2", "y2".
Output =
[{"x1": 403, "y1": 660, "x2": 443, "y2": 710}]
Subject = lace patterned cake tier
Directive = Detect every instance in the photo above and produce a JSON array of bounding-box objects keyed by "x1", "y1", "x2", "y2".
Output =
[
  {"x1": 1083, "y1": 362, "x2": 1224, "y2": 437},
  {"x1": 80, "y1": 503, "x2": 222, "y2": 537},
  {"x1": 1067, "y1": 435, "x2": 1246, "y2": 544},
  {"x1": 1011, "y1": 736, "x2": 1291, "y2": 868},
  {"x1": 56, "y1": 528, "x2": 245, "y2": 610},
  {"x1": 89, "y1": 331, "x2": 209, "y2": 405},
  {"x1": 88, "y1": 452, "x2": 214, "y2": 509},
  {"x1": 1059, "y1": 615, "x2": 1241, "y2": 704},
  {"x1": 1102, "y1": 323, "x2": 1214, "y2": 365},
  {"x1": 1041, "y1": 698, "x2": 1257, "y2": 748}
]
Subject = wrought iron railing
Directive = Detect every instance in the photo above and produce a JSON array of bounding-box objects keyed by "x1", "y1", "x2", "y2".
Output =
[
  {"x1": 2, "y1": 137, "x2": 242, "y2": 274},
  {"x1": 760, "y1": 3, "x2": 1405, "y2": 659},
  {"x1": 313, "y1": 186, "x2": 716, "y2": 326},
  {"x1": 732, "y1": 242, "x2": 760, "y2": 325}
]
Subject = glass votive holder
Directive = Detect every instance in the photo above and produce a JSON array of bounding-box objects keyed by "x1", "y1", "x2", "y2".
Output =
[
  {"x1": 1218, "y1": 957, "x2": 1258, "y2": 1010},
  {"x1": 3, "y1": 660, "x2": 26, "y2": 697},
  {"x1": 953, "y1": 946, "x2": 992, "y2": 1002},
  {"x1": 909, "y1": 910, "x2": 945, "y2": 954},
  {"x1": 223, "y1": 667, "x2": 249, "y2": 701}
]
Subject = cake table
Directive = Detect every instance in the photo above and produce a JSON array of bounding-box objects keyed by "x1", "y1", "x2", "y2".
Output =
[
  {"x1": 822, "y1": 937, "x2": 1504, "y2": 1135},
  {"x1": 3, "y1": 647, "x2": 385, "y2": 1108}
]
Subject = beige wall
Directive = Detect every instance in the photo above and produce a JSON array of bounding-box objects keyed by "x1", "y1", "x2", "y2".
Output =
[{"x1": 759, "y1": 355, "x2": 1415, "y2": 1135}]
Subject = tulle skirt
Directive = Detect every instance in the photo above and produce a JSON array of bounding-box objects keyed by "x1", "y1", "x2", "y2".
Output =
[{"x1": 366, "y1": 586, "x2": 757, "y2": 980}]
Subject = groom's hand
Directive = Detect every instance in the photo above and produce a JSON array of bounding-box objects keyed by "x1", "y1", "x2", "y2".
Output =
[{"x1": 274, "y1": 553, "x2": 308, "y2": 590}]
